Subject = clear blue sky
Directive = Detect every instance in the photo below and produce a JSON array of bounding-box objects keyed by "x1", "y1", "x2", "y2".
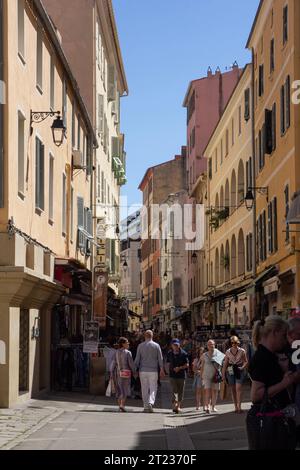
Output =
[{"x1": 113, "y1": 0, "x2": 260, "y2": 214}]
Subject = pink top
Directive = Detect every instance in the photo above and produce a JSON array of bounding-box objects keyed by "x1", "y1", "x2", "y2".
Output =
[{"x1": 225, "y1": 347, "x2": 246, "y2": 366}]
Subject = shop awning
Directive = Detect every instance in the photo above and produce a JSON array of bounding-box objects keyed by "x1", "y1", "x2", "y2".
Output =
[
  {"x1": 255, "y1": 266, "x2": 277, "y2": 285},
  {"x1": 287, "y1": 191, "x2": 300, "y2": 224}
]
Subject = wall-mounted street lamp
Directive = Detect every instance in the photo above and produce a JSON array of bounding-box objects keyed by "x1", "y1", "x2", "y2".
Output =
[
  {"x1": 30, "y1": 110, "x2": 66, "y2": 147},
  {"x1": 191, "y1": 252, "x2": 198, "y2": 263},
  {"x1": 245, "y1": 187, "x2": 269, "y2": 211},
  {"x1": 123, "y1": 260, "x2": 128, "y2": 268}
]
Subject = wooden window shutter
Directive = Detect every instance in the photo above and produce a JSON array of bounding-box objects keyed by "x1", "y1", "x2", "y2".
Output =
[
  {"x1": 273, "y1": 197, "x2": 278, "y2": 251},
  {"x1": 244, "y1": 88, "x2": 250, "y2": 121},
  {"x1": 281, "y1": 85, "x2": 285, "y2": 135},
  {"x1": 98, "y1": 94, "x2": 104, "y2": 135},
  {"x1": 264, "y1": 109, "x2": 273, "y2": 154},
  {"x1": 112, "y1": 136, "x2": 119, "y2": 158},
  {"x1": 285, "y1": 76, "x2": 290, "y2": 129},
  {"x1": 263, "y1": 211, "x2": 267, "y2": 260},
  {"x1": 87, "y1": 209, "x2": 92, "y2": 236},
  {"x1": 268, "y1": 202, "x2": 273, "y2": 253},
  {"x1": 107, "y1": 65, "x2": 116, "y2": 102},
  {"x1": 77, "y1": 196, "x2": 84, "y2": 228},
  {"x1": 272, "y1": 103, "x2": 276, "y2": 151},
  {"x1": 35, "y1": 138, "x2": 44, "y2": 211}
]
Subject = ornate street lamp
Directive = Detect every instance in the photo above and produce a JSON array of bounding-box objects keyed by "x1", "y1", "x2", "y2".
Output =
[
  {"x1": 191, "y1": 251, "x2": 198, "y2": 263},
  {"x1": 30, "y1": 110, "x2": 66, "y2": 147},
  {"x1": 245, "y1": 187, "x2": 268, "y2": 211}
]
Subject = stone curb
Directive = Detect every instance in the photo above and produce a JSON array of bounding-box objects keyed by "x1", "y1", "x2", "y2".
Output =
[{"x1": 0, "y1": 408, "x2": 64, "y2": 451}]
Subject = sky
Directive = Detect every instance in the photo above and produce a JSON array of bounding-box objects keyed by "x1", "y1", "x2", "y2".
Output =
[{"x1": 113, "y1": 0, "x2": 261, "y2": 216}]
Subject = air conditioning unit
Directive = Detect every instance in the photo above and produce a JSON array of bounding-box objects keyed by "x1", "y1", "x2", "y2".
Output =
[{"x1": 73, "y1": 150, "x2": 84, "y2": 169}]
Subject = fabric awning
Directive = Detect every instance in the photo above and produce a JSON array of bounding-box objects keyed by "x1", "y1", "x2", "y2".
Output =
[
  {"x1": 287, "y1": 191, "x2": 300, "y2": 224},
  {"x1": 255, "y1": 266, "x2": 277, "y2": 285}
]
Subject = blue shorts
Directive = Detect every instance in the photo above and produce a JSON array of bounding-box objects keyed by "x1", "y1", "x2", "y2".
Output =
[{"x1": 226, "y1": 369, "x2": 247, "y2": 385}]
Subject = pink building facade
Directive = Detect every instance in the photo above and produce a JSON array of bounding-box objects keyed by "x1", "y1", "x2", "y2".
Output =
[{"x1": 183, "y1": 66, "x2": 243, "y2": 328}]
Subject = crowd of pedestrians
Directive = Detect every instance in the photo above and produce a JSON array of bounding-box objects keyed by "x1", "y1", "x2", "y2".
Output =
[{"x1": 103, "y1": 316, "x2": 300, "y2": 449}]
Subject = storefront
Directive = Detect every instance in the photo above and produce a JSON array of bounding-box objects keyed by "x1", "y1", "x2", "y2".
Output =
[{"x1": 51, "y1": 259, "x2": 92, "y2": 392}]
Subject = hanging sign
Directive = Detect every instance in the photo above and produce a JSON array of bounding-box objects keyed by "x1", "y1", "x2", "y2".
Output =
[{"x1": 83, "y1": 321, "x2": 99, "y2": 354}]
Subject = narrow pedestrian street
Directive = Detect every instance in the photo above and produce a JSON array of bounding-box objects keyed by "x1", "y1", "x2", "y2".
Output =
[{"x1": 1, "y1": 379, "x2": 250, "y2": 451}]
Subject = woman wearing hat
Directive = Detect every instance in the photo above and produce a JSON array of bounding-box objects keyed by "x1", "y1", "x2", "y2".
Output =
[
  {"x1": 222, "y1": 336, "x2": 248, "y2": 413},
  {"x1": 166, "y1": 339, "x2": 189, "y2": 413}
]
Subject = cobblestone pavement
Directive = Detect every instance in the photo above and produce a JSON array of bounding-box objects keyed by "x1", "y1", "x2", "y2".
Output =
[{"x1": 0, "y1": 405, "x2": 63, "y2": 450}]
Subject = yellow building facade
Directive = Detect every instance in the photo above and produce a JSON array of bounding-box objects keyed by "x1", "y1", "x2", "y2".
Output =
[
  {"x1": 204, "y1": 65, "x2": 253, "y2": 327},
  {"x1": 0, "y1": 0, "x2": 97, "y2": 407},
  {"x1": 247, "y1": 0, "x2": 300, "y2": 318}
]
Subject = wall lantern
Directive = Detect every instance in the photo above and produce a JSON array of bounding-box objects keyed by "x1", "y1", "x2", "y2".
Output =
[
  {"x1": 245, "y1": 187, "x2": 268, "y2": 211},
  {"x1": 30, "y1": 111, "x2": 66, "y2": 147}
]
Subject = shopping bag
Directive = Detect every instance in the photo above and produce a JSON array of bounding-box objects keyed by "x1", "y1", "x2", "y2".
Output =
[
  {"x1": 105, "y1": 379, "x2": 112, "y2": 397},
  {"x1": 220, "y1": 380, "x2": 227, "y2": 401}
]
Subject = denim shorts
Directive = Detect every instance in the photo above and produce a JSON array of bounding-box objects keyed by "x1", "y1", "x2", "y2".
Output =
[{"x1": 226, "y1": 368, "x2": 246, "y2": 385}]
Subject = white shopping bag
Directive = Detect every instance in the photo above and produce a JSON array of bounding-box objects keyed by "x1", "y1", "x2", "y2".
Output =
[{"x1": 105, "y1": 379, "x2": 112, "y2": 397}]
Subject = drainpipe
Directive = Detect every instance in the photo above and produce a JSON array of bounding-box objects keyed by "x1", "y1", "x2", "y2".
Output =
[
  {"x1": 251, "y1": 48, "x2": 257, "y2": 322},
  {"x1": 0, "y1": 0, "x2": 4, "y2": 208}
]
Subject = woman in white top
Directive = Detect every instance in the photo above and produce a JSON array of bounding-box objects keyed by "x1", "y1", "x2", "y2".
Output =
[
  {"x1": 222, "y1": 336, "x2": 248, "y2": 413},
  {"x1": 201, "y1": 340, "x2": 225, "y2": 413}
]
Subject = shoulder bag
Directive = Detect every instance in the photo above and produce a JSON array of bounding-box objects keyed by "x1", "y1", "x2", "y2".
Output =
[
  {"x1": 116, "y1": 351, "x2": 132, "y2": 379},
  {"x1": 246, "y1": 389, "x2": 297, "y2": 450}
]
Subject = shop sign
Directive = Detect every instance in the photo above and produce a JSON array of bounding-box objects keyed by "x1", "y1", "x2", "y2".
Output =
[
  {"x1": 93, "y1": 269, "x2": 108, "y2": 328},
  {"x1": 83, "y1": 321, "x2": 99, "y2": 354},
  {"x1": 215, "y1": 324, "x2": 231, "y2": 331},
  {"x1": 197, "y1": 325, "x2": 211, "y2": 332}
]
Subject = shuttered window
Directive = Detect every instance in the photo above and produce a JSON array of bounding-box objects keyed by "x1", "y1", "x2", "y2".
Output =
[
  {"x1": 268, "y1": 202, "x2": 273, "y2": 253},
  {"x1": 283, "y1": 5, "x2": 288, "y2": 45},
  {"x1": 259, "y1": 64, "x2": 264, "y2": 97},
  {"x1": 70, "y1": 187, "x2": 74, "y2": 242},
  {"x1": 281, "y1": 85, "x2": 285, "y2": 135},
  {"x1": 262, "y1": 211, "x2": 267, "y2": 261},
  {"x1": 62, "y1": 174, "x2": 66, "y2": 235},
  {"x1": 285, "y1": 75, "x2": 290, "y2": 130},
  {"x1": 107, "y1": 64, "x2": 116, "y2": 102},
  {"x1": 36, "y1": 29, "x2": 43, "y2": 91},
  {"x1": 272, "y1": 103, "x2": 276, "y2": 152},
  {"x1": 49, "y1": 154, "x2": 54, "y2": 221},
  {"x1": 18, "y1": 112, "x2": 25, "y2": 195},
  {"x1": 18, "y1": 0, "x2": 25, "y2": 59},
  {"x1": 270, "y1": 38, "x2": 275, "y2": 73},
  {"x1": 273, "y1": 197, "x2": 278, "y2": 252},
  {"x1": 62, "y1": 78, "x2": 67, "y2": 127},
  {"x1": 77, "y1": 196, "x2": 84, "y2": 228},
  {"x1": 98, "y1": 94, "x2": 104, "y2": 136},
  {"x1": 244, "y1": 88, "x2": 250, "y2": 121},
  {"x1": 35, "y1": 137, "x2": 44, "y2": 211},
  {"x1": 284, "y1": 186, "x2": 290, "y2": 242}
]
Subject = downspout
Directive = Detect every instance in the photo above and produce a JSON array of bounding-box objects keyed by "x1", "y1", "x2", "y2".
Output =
[
  {"x1": 251, "y1": 48, "x2": 257, "y2": 322},
  {"x1": 0, "y1": 0, "x2": 4, "y2": 208}
]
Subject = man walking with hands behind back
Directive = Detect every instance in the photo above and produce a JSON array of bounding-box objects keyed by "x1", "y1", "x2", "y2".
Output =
[
  {"x1": 167, "y1": 339, "x2": 189, "y2": 413},
  {"x1": 134, "y1": 331, "x2": 165, "y2": 413}
]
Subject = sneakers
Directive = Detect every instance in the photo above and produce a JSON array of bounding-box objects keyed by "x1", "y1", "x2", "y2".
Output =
[
  {"x1": 148, "y1": 404, "x2": 154, "y2": 413},
  {"x1": 143, "y1": 404, "x2": 154, "y2": 413}
]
